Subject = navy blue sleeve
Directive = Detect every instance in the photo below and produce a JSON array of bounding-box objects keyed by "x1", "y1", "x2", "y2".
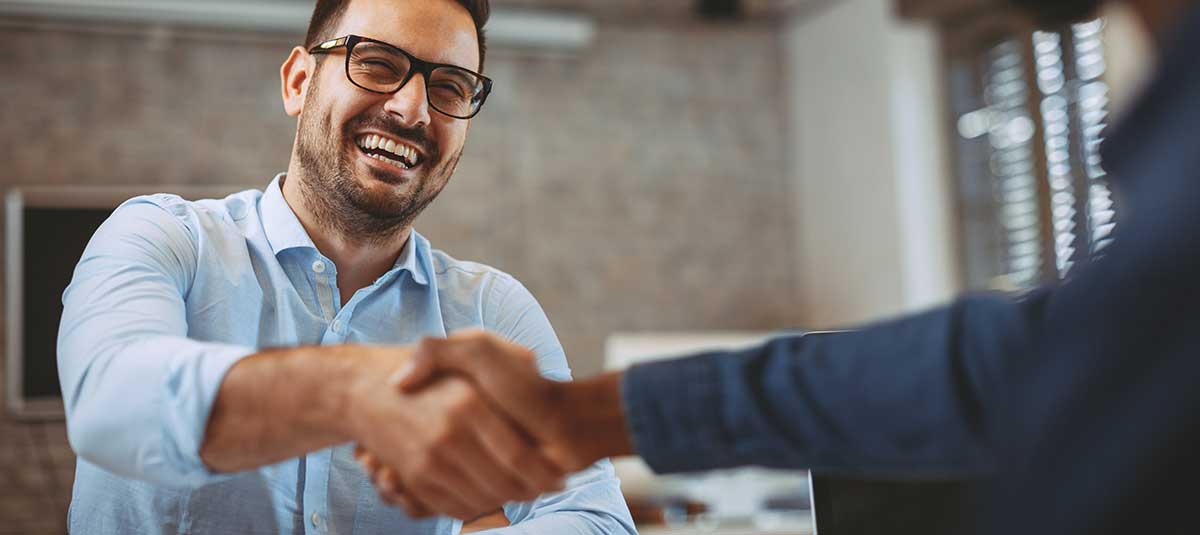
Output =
[
  {"x1": 620, "y1": 130, "x2": 1200, "y2": 479},
  {"x1": 620, "y1": 140, "x2": 1200, "y2": 487},
  {"x1": 620, "y1": 291, "x2": 1042, "y2": 477}
]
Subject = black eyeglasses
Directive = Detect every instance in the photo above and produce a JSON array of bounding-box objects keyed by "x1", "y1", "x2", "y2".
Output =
[{"x1": 308, "y1": 34, "x2": 493, "y2": 120}]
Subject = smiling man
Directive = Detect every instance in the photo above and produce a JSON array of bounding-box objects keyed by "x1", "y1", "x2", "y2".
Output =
[{"x1": 55, "y1": 0, "x2": 636, "y2": 533}]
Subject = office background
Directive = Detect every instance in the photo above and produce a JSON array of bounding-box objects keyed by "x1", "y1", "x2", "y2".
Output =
[{"x1": 0, "y1": 0, "x2": 1151, "y2": 532}]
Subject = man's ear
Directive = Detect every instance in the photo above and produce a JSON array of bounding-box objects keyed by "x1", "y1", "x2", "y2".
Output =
[{"x1": 281, "y1": 46, "x2": 313, "y2": 117}]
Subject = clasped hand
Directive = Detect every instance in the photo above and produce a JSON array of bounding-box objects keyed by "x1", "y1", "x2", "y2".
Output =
[{"x1": 347, "y1": 331, "x2": 603, "y2": 521}]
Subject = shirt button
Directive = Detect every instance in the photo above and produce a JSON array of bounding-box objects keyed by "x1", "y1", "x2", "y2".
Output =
[
  {"x1": 312, "y1": 260, "x2": 326, "y2": 273},
  {"x1": 311, "y1": 512, "x2": 321, "y2": 527},
  {"x1": 332, "y1": 319, "x2": 343, "y2": 333}
]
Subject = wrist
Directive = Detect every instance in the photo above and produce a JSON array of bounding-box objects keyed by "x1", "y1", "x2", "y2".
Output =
[
  {"x1": 333, "y1": 344, "x2": 406, "y2": 440},
  {"x1": 556, "y1": 372, "x2": 634, "y2": 467}
]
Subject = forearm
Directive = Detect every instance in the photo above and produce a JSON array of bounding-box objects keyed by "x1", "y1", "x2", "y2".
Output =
[
  {"x1": 200, "y1": 343, "x2": 401, "y2": 472},
  {"x1": 618, "y1": 296, "x2": 1025, "y2": 476},
  {"x1": 556, "y1": 373, "x2": 634, "y2": 464}
]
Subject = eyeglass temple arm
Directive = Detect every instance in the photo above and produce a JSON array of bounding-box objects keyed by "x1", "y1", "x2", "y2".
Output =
[{"x1": 309, "y1": 36, "x2": 349, "y2": 54}]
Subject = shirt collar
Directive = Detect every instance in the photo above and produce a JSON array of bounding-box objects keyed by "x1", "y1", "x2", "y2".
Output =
[
  {"x1": 392, "y1": 230, "x2": 432, "y2": 287},
  {"x1": 261, "y1": 174, "x2": 318, "y2": 255},
  {"x1": 260, "y1": 173, "x2": 431, "y2": 287}
]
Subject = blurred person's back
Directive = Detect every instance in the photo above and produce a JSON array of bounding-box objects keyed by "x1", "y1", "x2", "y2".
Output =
[{"x1": 983, "y1": 2, "x2": 1200, "y2": 532}]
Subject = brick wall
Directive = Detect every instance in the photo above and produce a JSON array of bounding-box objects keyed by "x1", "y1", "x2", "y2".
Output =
[{"x1": 0, "y1": 15, "x2": 800, "y2": 533}]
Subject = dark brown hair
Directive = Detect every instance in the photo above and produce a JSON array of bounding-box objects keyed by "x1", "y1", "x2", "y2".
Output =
[{"x1": 305, "y1": 0, "x2": 490, "y2": 70}]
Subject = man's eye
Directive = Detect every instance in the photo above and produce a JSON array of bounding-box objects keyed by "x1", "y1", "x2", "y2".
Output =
[
  {"x1": 431, "y1": 83, "x2": 468, "y2": 98},
  {"x1": 361, "y1": 60, "x2": 400, "y2": 73}
]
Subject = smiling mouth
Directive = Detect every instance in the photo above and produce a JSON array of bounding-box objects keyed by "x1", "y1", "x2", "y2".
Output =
[{"x1": 355, "y1": 133, "x2": 423, "y2": 170}]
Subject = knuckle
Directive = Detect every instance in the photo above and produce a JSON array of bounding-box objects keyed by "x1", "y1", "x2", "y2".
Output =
[
  {"x1": 431, "y1": 429, "x2": 459, "y2": 449},
  {"x1": 478, "y1": 332, "x2": 499, "y2": 348},
  {"x1": 502, "y1": 477, "x2": 532, "y2": 499},
  {"x1": 463, "y1": 332, "x2": 489, "y2": 349},
  {"x1": 502, "y1": 448, "x2": 525, "y2": 468},
  {"x1": 416, "y1": 336, "x2": 442, "y2": 354},
  {"x1": 409, "y1": 451, "x2": 439, "y2": 476},
  {"x1": 403, "y1": 501, "x2": 429, "y2": 518},
  {"x1": 507, "y1": 446, "x2": 539, "y2": 468},
  {"x1": 428, "y1": 417, "x2": 462, "y2": 443},
  {"x1": 518, "y1": 347, "x2": 537, "y2": 364},
  {"x1": 445, "y1": 402, "x2": 471, "y2": 423},
  {"x1": 448, "y1": 389, "x2": 481, "y2": 416}
]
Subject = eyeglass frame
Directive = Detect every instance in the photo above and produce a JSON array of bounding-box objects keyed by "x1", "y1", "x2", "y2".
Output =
[{"x1": 307, "y1": 34, "x2": 494, "y2": 120}]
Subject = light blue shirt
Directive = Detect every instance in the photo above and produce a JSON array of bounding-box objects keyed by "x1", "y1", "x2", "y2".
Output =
[{"x1": 57, "y1": 175, "x2": 637, "y2": 535}]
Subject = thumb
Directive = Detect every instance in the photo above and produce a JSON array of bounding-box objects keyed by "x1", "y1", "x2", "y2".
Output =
[
  {"x1": 390, "y1": 339, "x2": 440, "y2": 392},
  {"x1": 398, "y1": 332, "x2": 543, "y2": 406}
]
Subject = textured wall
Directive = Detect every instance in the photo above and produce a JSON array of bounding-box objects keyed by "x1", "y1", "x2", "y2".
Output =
[{"x1": 0, "y1": 15, "x2": 800, "y2": 533}]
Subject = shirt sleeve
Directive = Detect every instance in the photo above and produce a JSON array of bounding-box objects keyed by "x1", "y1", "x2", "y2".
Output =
[
  {"x1": 619, "y1": 149, "x2": 1200, "y2": 484},
  {"x1": 481, "y1": 276, "x2": 638, "y2": 535},
  {"x1": 620, "y1": 298, "x2": 1019, "y2": 477},
  {"x1": 57, "y1": 198, "x2": 256, "y2": 488}
]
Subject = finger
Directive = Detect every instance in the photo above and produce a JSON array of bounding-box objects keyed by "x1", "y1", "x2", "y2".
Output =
[
  {"x1": 392, "y1": 337, "x2": 442, "y2": 392},
  {"x1": 395, "y1": 493, "x2": 432, "y2": 518},
  {"x1": 373, "y1": 470, "x2": 432, "y2": 518},
  {"x1": 471, "y1": 405, "x2": 566, "y2": 498},
  {"x1": 409, "y1": 465, "x2": 493, "y2": 520},
  {"x1": 428, "y1": 435, "x2": 521, "y2": 514},
  {"x1": 432, "y1": 334, "x2": 546, "y2": 412},
  {"x1": 373, "y1": 468, "x2": 408, "y2": 505},
  {"x1": 356, "y1": 450, "x2": 381, "y2": 475},
  {"x1": 371, "y1": 463, "x2": 472, "y2": 519},
  {"x1": 382, "y1": 439, "x2": 505, "y2": 520}
]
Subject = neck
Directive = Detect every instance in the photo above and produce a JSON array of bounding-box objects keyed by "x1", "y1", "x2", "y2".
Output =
[
  {"x1": 1129, "y1": 0, "x2": 1195, "y2": 46},
  {"x1": 279, "y1": 168, "x2": 411, "y2": 286}
]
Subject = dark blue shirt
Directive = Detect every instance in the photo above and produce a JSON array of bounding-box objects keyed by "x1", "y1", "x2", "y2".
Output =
[{"x1": 622, "y1": 6, "x2": 1200, "y2": 533}]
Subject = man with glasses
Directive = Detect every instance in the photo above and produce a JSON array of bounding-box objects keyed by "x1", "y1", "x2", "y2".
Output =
[{"x1": 56, "y1": 0, "x2": 636, "y2": 533}]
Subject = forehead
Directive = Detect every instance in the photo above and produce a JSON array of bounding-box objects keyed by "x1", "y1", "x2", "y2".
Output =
[{"x1": 334, "y1": 0, "x2": 480, "y2": 71}]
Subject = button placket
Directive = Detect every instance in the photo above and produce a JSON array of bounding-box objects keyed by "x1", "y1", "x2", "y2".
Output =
[{"x1": 310, "y1": 257, "x2": 338, "y2": 322}]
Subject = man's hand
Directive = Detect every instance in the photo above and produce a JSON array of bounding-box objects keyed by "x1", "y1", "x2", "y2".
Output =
[
  {"x1": 356, "y1": 331, "x2": 634, "y2": 517},
  {"x1": 344, "y1": 346, "x2": 566, "y2": 520}
]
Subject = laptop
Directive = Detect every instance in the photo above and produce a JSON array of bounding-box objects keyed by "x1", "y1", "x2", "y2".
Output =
[{"x1": 808, "y1": 472, "x2": 974, "y2": 534}]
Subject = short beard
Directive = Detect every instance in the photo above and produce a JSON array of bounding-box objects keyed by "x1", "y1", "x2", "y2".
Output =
[
  {"x1": 293, "y1": 66, "x2": 461, "y2": 246},
  {"x1": 1007, "y1": 0, "x2": 1105, "y2": 26}
]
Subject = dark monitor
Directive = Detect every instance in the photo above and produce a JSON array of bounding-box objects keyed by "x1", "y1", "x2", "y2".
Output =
[
  {"x1": 4, "y1": 186, "x2": 246, "y2": 420},
  {"x1": 809, "y1": 473, "x2": 975, "y2": 535}
]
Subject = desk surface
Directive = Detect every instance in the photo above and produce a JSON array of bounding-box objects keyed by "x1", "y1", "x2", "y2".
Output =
[
  {"x1": 639, "y1": 526, "x2": 812, "y2": 535},
  {"x1": 637, "y1": 516, "x2": 813, "y2": 535}
]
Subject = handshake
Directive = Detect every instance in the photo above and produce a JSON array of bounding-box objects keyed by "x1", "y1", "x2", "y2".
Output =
[{"x1": 345, "y1": 330, "x2": 633, "y2": 521}]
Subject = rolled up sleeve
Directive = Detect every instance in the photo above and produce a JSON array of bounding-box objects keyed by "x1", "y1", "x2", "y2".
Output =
[{"x1": 57, "y1": 199, "x2": 255, "y2": 488}]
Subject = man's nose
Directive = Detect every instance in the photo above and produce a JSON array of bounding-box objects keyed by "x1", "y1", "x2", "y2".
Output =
[{"x1": 384, "y1": 73, "x2": 432, "y2": 128}]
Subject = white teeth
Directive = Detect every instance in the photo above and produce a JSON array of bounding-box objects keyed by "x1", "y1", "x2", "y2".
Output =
[
  {"x1": 370, "y1": 153, "x2": 407, "y2": 168},
  {"x1": 367, "y1": 150, "x2": 411, "y2": 169},
  {"x1": 356, "y1": 133, "x2": 420, "y2": 167}
]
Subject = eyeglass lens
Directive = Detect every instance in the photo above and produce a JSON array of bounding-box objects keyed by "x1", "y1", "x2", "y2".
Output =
[{"x1": 348, "y1": 41, "x2": 485, "y2": 118}]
